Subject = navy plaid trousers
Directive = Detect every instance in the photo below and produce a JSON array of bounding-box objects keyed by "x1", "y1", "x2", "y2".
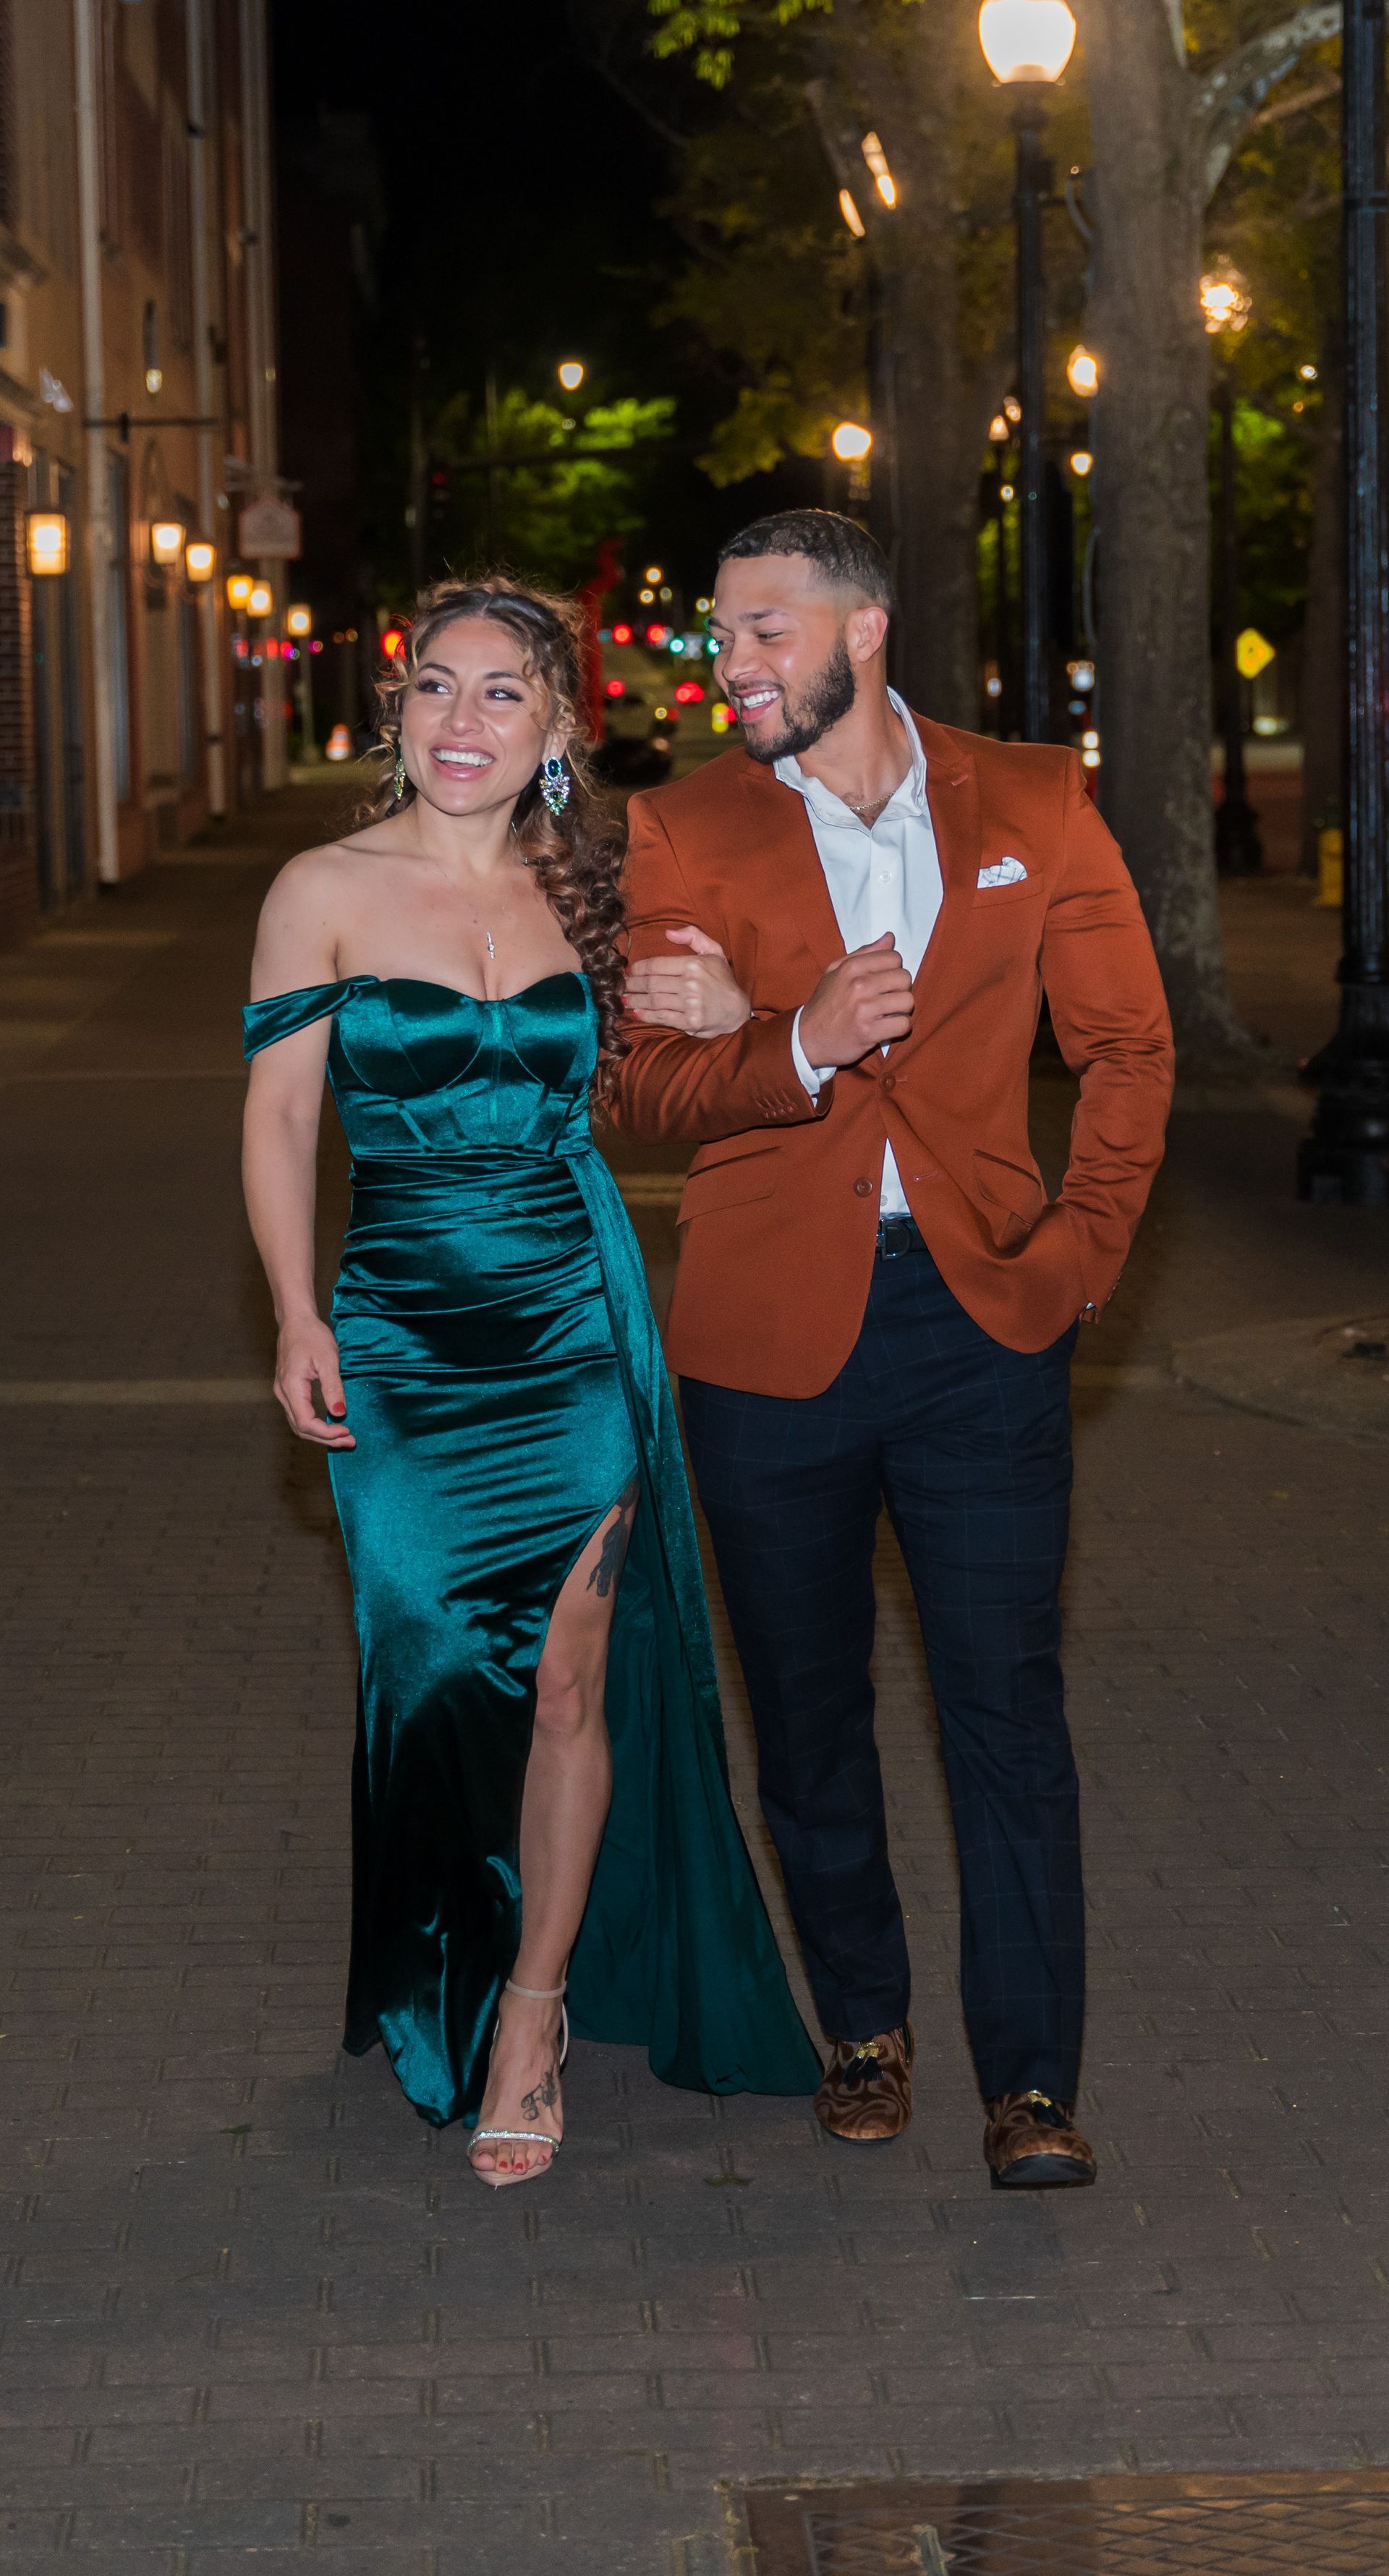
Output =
[{"x1": 680, "y1": 1236, "x2": 1084, "y2": 2104}]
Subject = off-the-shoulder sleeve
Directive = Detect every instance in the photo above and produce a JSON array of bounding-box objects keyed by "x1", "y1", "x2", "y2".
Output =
[{"x1": 242, "y1": 977, "x2": 377, "y2": 1060}]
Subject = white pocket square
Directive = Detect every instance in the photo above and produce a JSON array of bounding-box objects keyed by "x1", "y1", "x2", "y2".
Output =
[{"x1": 977, "y1": 856, "x2": 1028, "y2": 888}]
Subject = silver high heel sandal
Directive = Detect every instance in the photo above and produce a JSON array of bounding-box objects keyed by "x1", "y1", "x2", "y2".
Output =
[{"x1": 468, "y1": 1978, "x2": 569, "y2": 2188}]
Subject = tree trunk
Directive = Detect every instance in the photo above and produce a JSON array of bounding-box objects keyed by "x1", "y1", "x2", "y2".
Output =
[
  {"x1": 1075, "y1": 0, "x2": 1247, "y2": 1058},
  {"x1": 1299, "y1": 341, "x2": 1343, "y2": 875},
  {"x1": 879, "y1": 247, "x2": 993, "y2": 722},
  {"x1": 828, "y1": 18, "x2": 1002, "y2": 727}
]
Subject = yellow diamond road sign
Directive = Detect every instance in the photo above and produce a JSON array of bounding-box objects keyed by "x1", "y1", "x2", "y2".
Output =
[{"x1": 1236, "y1": 626, "x2": 1275, "y2": 679}]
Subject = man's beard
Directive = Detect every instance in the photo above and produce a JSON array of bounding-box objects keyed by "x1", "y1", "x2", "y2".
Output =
[{"x1": 739, "y1": 636, "x2": 857, "y2": 763}]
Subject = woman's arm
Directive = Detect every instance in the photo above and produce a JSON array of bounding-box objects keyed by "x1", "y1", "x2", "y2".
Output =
[{"x1": 242, "y1": 854, "x2": 355, "y2": 1448}]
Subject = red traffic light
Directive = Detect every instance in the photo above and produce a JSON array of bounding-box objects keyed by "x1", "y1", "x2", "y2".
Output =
[
  {"x1": 611, "y1": 622, "x2": 633, "y2": 645},
  {"x1": 604, "y1": 678, "x2": 626, "y2": 700},
  {"x1": 674, "y1": 681, "x2": 705, "y2": 705}
]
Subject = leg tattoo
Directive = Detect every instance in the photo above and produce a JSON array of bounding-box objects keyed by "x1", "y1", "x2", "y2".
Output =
[{"x1": 587, "y1": 1478, "x2": 639, "y2": 1600}]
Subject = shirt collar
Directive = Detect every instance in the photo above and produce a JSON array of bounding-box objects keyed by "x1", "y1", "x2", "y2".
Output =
[{"x1": 773, "y1": 689, "x2": 927, "y2": 825}]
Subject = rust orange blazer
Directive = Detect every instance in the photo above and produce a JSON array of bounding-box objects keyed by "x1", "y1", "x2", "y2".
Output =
[{"x1": 614, "y1": 718, "x2": 1175, "y2": 1398}]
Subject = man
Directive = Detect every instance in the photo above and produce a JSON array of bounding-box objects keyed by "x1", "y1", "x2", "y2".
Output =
[{"x1": 617, "y1": 510, "x2": 1173, "y2": 2188}]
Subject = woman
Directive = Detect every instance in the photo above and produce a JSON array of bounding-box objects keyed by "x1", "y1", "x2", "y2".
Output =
[{"x1": 242, "y1": 577, "x2": 818, "y2": 2186}]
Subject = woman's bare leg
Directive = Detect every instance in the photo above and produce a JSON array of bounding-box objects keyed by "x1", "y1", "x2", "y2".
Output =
[{"x1": 470, "y1": 1479, "x2": 638, "y2": 2180}]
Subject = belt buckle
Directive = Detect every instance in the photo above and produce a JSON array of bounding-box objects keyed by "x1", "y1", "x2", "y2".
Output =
[{"x1": 876, "y1": 1215, "x2": 913, "y2": 1260}]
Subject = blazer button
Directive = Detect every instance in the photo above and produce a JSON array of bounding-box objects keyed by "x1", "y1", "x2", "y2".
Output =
[
  {"x1": 882, "y1": 1072, "x2": 896, "y2": 1092},
  {"x1": 854, "y1": 1177, "x2": 873, "y2": 1196}
]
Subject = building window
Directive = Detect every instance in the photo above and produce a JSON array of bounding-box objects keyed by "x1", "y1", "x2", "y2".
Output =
[
  {"x1": 164, "y1": 118, "x2": 192, "y2": 352},
  {"x1": 98, "y1": 0, "x2": 119, "y2": 246},
  {"x1": 107, "y1": 452, "x2": 132, "y2": 804},
  {"x1": 0, "y1": 0, "x2": 14, "y2": 231}
]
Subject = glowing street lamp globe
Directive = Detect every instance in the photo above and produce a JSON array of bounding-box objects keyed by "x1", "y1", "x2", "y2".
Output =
[
  {"x1": 1066, "y1": 344, "x2": 1100, "y2": 399},
  {"x1": 831, "y1": 420, "x2": 873, "y2": 463},
  {"x1": 1200, "y1": 263, "x2": 1252, "y2": 336},
  {"x1": 977, "y1": 0, "x2": 1076, "y2": 85},
  {"x1": 557, "y1": 360, "x2": 585, "y2": 393}
]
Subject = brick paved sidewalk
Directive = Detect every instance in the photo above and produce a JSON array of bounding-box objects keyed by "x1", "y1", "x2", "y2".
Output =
[{"x1": 1, "y1": 801, "x2": 1388, "y2": 2572}]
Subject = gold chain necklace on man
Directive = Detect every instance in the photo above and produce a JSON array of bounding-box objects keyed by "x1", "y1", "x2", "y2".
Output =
[{"x1": 842, "y1": 788, "x2": 893, "y2": 828}]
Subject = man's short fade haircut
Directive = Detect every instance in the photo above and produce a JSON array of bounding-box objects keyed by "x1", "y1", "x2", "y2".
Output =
[{"x1": 717, "y1": 509, "x2": 895, "y2": 616}]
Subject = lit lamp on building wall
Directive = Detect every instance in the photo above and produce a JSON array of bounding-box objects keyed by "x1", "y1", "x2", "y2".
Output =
[
  {"x1": 286, "y1": 604, "x2": 313, "y2": 637},
  {"x1": 247, "y1": 582, "x2": 273, "y2": 619},
  {"x1": 150, "y1": 519, "x2": 185, "y2": 570},
  {"x1": 26, "y1": 511, "x2": 69, "y2": 575},
  {"x1": 186, "y1": 541, "x2": 216, "y2": 582},
  {"x1": 1200, "y1": 259, "x2": 1262, "y2": 875},
  {"x1": 226, "y1": 572, "x2": 253, "y2": 610},
  {"x1": 978, "y1": 0, "x2": 1079, "y2": 741}
]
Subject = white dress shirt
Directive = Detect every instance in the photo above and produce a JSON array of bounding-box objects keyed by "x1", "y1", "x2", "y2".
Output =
[{"x1": 778, "y1": 691, "x2": 943, "y2": 1220}]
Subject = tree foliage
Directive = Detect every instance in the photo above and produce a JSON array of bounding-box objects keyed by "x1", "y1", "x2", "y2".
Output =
[{"x1": 404, "y1": 391, "x2": 676, "y2": 600}]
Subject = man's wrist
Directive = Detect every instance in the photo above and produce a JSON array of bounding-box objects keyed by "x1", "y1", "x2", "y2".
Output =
[
  {"x1": 791, "y1": 1005, "x2": 837, "y2": 1094},
  {"x1": 790, "y1": 1007, "x2": 821, "y2": 1097}
]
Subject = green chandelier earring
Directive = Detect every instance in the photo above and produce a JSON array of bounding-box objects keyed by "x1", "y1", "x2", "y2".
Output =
[
  {"x1": 539, "y1": 755, "x2": 571, "y2": 817},
  {"x1": 393, "y1": 748, "x2": 406, "y2": 801}
]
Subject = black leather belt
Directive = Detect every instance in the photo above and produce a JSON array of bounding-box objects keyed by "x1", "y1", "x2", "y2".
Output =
[{"x1": 875, "y1": 1215, "x2": 924, "y2": 1260}]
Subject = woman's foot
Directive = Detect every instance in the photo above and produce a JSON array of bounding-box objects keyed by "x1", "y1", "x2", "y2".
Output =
[{"x1": 467, "y1": 1982, "x2": 566, "y2": 2185}]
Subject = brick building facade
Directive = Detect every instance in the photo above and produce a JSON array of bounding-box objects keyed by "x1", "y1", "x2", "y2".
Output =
[{"x1": 0, "y1": 0, "x2": 284, "y2": 948}]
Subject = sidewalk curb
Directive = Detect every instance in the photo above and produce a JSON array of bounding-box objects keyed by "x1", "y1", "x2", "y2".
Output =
[{"x1": 1173, "y1": 1312, "x2": 1389, "y2": 1443}]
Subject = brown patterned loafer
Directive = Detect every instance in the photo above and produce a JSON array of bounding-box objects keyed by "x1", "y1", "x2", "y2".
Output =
[
  {"x1": 984, "y1": 2090, "x2": 1097, "y2": 2190},
  {"x1": 815, "y1": 2024, "x2": 914, "y2": 2143}
]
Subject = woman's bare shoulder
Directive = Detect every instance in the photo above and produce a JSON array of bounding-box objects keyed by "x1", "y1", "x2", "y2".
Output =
[{"x1": 259, "y1": 828, "x2": 391, "y2": 918}]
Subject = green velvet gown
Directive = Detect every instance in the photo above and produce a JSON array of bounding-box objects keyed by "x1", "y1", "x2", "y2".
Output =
[{"x1": 242, "y1": 971, "x2": 820, "y2": 2126}]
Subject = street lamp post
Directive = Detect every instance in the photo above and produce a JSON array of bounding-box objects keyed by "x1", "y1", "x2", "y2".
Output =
[
  {"x1": 979, "y1": 1, "x2": 1078, "y2": 743},
  {"x1": 1299, "y1": 0, "x2": 1389, "y2": 1202},
  {"x1": 1014, "y1": 90, "x2": 1049, "y2": 741},
  {"x1": 1201, "y1": 265, "x2": 1262, "y2": 875}
]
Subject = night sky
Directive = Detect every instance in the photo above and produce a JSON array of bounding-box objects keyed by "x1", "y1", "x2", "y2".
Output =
[{"x1": 271, "y1": 0, "x2": 809, "y2": 614}]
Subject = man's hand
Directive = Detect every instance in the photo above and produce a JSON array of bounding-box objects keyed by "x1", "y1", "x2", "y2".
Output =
[
  {"x1": 799, "y1": 933, "x2": 914, "y2": 1068},
  {"x1": 624, "y1": 926, "x2": 752, "y2": 1039}
]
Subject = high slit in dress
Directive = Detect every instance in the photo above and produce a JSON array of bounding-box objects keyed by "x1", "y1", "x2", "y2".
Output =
[{"x1": 243, "y1": 970, "x2": 820, "y2": 2125}]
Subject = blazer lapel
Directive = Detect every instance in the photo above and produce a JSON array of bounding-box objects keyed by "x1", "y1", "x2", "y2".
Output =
[
  {"x1": 739, "y1": 758, "x2": 845, "y2": 977},
  {"x1": 888, "y1": 715, "x2": 980, "y2": 1061}
]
